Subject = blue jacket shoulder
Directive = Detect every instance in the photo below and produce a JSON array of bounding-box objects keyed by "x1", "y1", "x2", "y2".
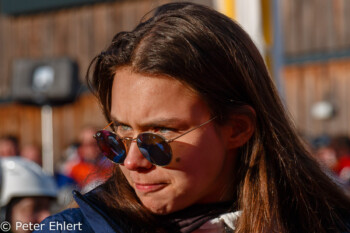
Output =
[
  {"x1": 33, "y1": 208, "x2": 93, "y2": 233},
  {"x1": 34, "y1": 189, "x2": 125, "y2": 233}
]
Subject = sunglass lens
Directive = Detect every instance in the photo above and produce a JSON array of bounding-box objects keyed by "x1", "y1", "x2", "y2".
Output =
[
  {"x1": 137, "y1": 133, "x2": 172, "y2": 166},
  {"x1": 94, "y1": 130, "x2": 126, "y2": 164}
]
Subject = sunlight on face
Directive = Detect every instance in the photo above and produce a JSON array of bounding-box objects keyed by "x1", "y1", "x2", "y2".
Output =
[{"x1": 111, "y1": 67, "x2": 236, "y2": 214}]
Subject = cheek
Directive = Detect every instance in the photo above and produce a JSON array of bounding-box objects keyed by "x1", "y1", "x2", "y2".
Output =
[
  {"x1": 170, "y1": 129, "x2": 228, "y2": 192},
  {"x1": 172, "y1": 129, "x2": 226, "y2": 173},
  {"x1": 119, "y1": 166, "x2": 131, "y2": 183}
]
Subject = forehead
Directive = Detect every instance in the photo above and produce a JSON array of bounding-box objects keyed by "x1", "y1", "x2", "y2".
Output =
[
  {"x1": 110, "y1": 67, "x2": 210, "y2": 123},
  {"x1": 114, "y1": 68, "x2": 187, "y2": 93}
]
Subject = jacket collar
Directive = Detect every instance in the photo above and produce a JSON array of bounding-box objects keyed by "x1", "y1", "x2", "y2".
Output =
[{"x1": 73, "y1": 190, "x2": 124, "y2": 233}]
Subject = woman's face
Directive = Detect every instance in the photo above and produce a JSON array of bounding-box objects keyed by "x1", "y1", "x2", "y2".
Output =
[{"x1": 111, "y1": 67, "x2": 236, "y2": 214}]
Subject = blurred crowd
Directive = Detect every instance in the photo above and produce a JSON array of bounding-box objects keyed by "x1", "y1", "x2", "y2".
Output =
[
  {"x1": 310, "y1": 134, "x2": 350, "y2": 189},
  {"x1": 0, "y1": 126, "x2": 112, "y2": 233}
]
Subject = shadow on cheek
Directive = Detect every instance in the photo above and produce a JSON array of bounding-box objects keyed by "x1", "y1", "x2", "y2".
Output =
[{"x1": 168, "y1": 140, "x2": 220, "y2": 169}]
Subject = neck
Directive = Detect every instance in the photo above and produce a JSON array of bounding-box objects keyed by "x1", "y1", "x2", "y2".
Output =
[{"x1": 157, "y1": 201, "x2": 236, "y2": 233}]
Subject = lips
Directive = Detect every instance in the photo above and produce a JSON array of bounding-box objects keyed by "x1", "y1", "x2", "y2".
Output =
[{"x1": 134, "y1": 183, "x2": 168, "y2": 193}]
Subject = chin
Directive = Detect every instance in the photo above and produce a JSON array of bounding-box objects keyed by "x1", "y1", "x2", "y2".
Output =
[{"x1": 142, "y1": 200, "x2": 174, "y2": 215}]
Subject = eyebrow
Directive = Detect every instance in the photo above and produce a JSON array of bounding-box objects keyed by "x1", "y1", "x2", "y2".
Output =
[{"x1": 111, "y1": 117, "x2": 187, "y2": 128}]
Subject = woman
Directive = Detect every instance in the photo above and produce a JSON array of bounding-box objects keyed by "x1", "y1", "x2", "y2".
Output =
[{"x1": 37, "y1": 2, "x2": 350, "y2": 233}]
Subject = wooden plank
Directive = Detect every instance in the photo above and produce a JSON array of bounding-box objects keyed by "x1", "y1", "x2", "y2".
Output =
[
  {"x1": 0, "y1": 16, "x2": 10, "y2": 96},
  {"x1": 283, "y1": 65, "x2": 301, "y2": 123},
  {"x1": 344, "y1": 0, "x2": 350, "y2": 48},
  {"x1": 92, "y1": 4, "x2": 109, "y2": 52},
  {"x1": 313, "y1": 0, "x2": 327, "y2": 52},
  {"x1": 29, "y1": 16, "x2": 43, "y2": 58},
  {"x1": 310, "y1": 63, "x2": 331, "y2": 135},
  {"x1": 328, "y1": 60, "x2": 350, "y2": 135},
  {"x1": 281, "y1": 0, "x2": 295, "y2": 55},
  {"x1": 121, "y1": 1, "x2": 139, "y2": 30},
  {"x1": 325, "y1": 0, "x2": 336, "y2": 52},
  {"x1": 41, "y1": 14, "x2": 55, "y2": 57},
  {"x1": 333, "y1": 0, "x2": 346, "y2": 49},
  {"x1": 104, "y1": 2, "x2": 121, "y2": 47},
  {"x1": 53, "y1": 10, "x2": 71, "y2": 56}
]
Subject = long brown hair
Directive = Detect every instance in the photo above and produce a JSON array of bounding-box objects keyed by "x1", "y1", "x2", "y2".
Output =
[{"x1": 87, "y1": 2, "x2": 350, "y2": 232}]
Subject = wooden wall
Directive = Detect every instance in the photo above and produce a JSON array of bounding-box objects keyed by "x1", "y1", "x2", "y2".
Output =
[
  {"x1": 283, "y1": 58, "x2": 350, "y2": 137},
  {"x1": 281, "y1": 0, "x2": 350, "y2": 138},
  {"x1": 0, "y1": 0, "x2": 168, "y2": 97},
  {"x1": 282, "y1": 0, "x2": 350, "y2": 56}
]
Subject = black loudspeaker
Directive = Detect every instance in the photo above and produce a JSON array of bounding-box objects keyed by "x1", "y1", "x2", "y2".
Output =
[{"x1": 12, "y1": 58, "x2": 80, "y2": 105}]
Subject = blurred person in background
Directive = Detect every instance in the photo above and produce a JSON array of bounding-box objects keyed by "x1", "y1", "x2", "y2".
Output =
[
  {"x1": 0, "y1": 135, "x2": 19, "y2": 157},
  {"x1": 332, "y1": 135, "x2": 350, "y2": 183},
  {"x1": 67, "y1": 126, "x2": 112, "y2": 191},
  {"x1": 20, "y1": 144, "x2": 42, "y2": 166},
  {"x1": 311, "y1": 135, "x2": 350, "y2": 193},
  {"x1": 54, "y1": 142, "x2": 79, "y2": 189},
  {"x1": 52, "y1": 143, "x2": 80, "y2": 214},
  {"x1": 0, "y1": 157, "x2": 57, "y2": 233},
  {"x1": 312, "y1": 135, "x2": 338, "y2": 171}
]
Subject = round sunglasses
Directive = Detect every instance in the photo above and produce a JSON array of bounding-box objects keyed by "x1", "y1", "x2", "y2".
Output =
[{"x1": 93, "y1": 117, "x2": 217, "y2": 166}]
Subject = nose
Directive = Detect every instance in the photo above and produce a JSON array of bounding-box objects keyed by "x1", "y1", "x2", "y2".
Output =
[{"x1": 123, "y1": 141, "x2": 153, "y2": 170}]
